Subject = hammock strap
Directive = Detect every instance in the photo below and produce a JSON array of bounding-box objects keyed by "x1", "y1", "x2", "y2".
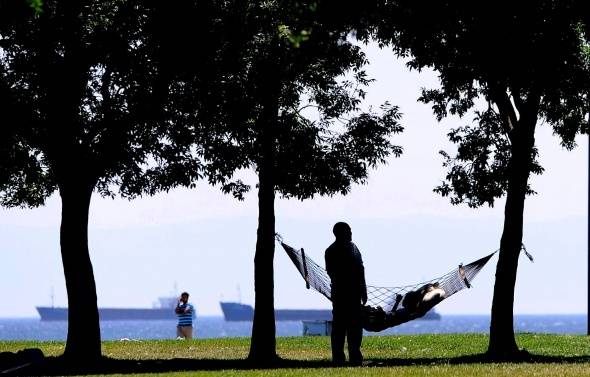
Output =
[{"x1": 521, "y1": 243, "x2": 534, "y2": 262}]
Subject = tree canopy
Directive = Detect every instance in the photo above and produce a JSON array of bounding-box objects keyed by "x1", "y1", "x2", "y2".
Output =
[
  {"x1": 0, "y1": 0, "x2": 185, "y2": 361},
  {"x1": 147, "y1": 0, "x2": 403, "y2": 361},
  {"x1": 373, "y1": 0, "x2": 590, "y2": 358},
  {"x1": 235, "y1": 3, "x2": 403, "y2": 362}
]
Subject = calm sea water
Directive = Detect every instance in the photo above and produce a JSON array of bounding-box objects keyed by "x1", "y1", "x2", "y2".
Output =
[{"x1": 0, "y1": 315, "x2": 586, "y2": 341}]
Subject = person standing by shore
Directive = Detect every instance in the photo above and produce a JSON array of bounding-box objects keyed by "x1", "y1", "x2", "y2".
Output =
[
  {"x1": 325, "y1": 222, "x2": 368, "y2": 366},
  {"x1": 175, "y1": 292, "x2": 195, "y2": 339}
]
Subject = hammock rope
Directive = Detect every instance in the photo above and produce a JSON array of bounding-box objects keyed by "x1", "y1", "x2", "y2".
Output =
[{"x1": 277, "y1": 234, "x2": 526, "y2": 332}]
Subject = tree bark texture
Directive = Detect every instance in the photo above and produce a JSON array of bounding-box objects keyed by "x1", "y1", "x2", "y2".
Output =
[
  {"x1": 59, "y1": 178, "x2": 102, "y2": 362},
  {"x1": 248, "y1": 79, "x2": 280, "y2": 363},
  {"x1": 488, "y1": 102, "x2": 538, "y2": 358}
]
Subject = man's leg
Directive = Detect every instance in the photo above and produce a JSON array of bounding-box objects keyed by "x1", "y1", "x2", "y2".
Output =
[
  {"x1": 347, "y1": 308, "x2": 363, "y2": 365},
  {"x1": 331, "y1": 308, "x2": 346, "y2": 364},
  {"x1": 179, "y1": 326, "x2": 193, "y2": 339},
  {"x1": 185, "y1": 326, "x2": 193, "y2": 340},
  {"x1": 176, "y1": 326, "x2": 184, "y2": 339}
]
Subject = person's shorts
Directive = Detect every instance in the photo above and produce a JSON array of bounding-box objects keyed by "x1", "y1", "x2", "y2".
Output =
[{"x1": 176, "y1": 325, "x2": 193, "y2": 339}]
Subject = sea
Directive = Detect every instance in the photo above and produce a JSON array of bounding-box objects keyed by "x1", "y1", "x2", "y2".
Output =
[{"x1": 0, "y1": 315, "x2": 586, "y2": 341}]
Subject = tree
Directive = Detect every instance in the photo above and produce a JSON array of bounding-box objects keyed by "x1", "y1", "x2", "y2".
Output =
[
  {"x1": 0, "y1": 0, "x2": 174, "y2": 362},
  {"x1": 373, "y1": 0, "x2": 590, "y2": 358},
  {"x1": 178, "y1": 1, "x2": 403, "y2": 362},
  {"x1": 138, "y1": 0, "x2": 402, "y2": 362}
]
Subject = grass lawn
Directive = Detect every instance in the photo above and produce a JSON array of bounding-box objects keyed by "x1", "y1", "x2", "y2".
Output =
[{"x1": 2, "y1": 334, "x2": 590, "y2": 376}]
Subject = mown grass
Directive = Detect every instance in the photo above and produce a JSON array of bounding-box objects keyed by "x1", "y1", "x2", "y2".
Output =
[{"x1": 2, "y1": 334, "x2": 590, "y2": 376}]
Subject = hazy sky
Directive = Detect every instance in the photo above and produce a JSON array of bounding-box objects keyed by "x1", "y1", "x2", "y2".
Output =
[{"x1": 0, "y1": 42, "x2": 587, "y2": 319}]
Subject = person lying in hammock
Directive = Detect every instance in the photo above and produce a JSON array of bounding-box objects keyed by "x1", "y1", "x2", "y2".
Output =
[
  {"x1": 362, "y1": 283, "x2": 446, "y2": 332},
  {"x1": 401, "y1": 282, "x2": 446, "y2": 314}
]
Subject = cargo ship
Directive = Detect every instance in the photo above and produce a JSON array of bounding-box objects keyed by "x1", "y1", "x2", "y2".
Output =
[
  {"x1": 36, "y1": 296, "x2": 185, "y2": 321},
  {"x1": 220, "y1": 302, "x2": 332, "y2": 321},
  {"x1": 220, "y1": 302, "x2": 441, "y2": 322}
]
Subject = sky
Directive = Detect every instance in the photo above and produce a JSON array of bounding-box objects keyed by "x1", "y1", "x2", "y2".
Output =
[{"x1": 0, "y1": 42, "x2": 587, "y2": 319}]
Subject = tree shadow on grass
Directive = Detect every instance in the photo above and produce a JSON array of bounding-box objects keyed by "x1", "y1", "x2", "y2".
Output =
[
  {"x1": 367, "y1": 352, "x2": 590, "y2": 367},
  {"x1": 8, "y1": 352, "x2": 590, "y2": 376},
  {"x1": 7, "y1": 356, "x2": 331, "y2": 376}
]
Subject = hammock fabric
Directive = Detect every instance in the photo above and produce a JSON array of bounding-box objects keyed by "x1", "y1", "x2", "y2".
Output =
[{"x1": 278, "y1": 237, "x2": 500, "y2": 332}]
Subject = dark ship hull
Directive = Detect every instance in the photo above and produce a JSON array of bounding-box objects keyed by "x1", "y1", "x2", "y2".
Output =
[
  {"x1": 220, "y1": 302, "x2": 441, "y2": 321},
  {"x1": 36, "y1": 307, "x2": 176, "y2": 321},
  {"x1": 220, "y1": 302, "x2": 332, "y2": 321}
]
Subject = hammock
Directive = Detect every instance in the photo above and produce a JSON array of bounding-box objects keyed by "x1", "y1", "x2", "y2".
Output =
[{"x1": 277, "y1": 235, "x2": 521, "y2": 332}]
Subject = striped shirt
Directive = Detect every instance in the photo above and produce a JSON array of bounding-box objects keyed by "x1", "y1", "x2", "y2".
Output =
[{"x1": 176, "y1": 303, "x2": 195, "y2": 326}]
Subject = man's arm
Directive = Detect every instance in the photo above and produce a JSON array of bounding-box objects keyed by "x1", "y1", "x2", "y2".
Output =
[
  {"x1": 360, "y1": 269, "x2": 367, "y2": 305},
  {"x1": 355, "y1": 245, "x2": 368, "y2": 305},
  {"x1": 325, "y1": 247, "x2": 334, "y2": 280}
]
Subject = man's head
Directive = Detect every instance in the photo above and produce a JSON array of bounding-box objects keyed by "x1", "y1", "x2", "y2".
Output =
[
  {"x1": 180, "y1": 292, "x2": 189, "y2": 303},
  {"x1": 333, "y1": 222, "x2": 352, "y2": 242}
]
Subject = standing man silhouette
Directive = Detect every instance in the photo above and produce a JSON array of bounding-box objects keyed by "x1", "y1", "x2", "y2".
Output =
[{"x1": 325, "y1": 222, "x2": 367, "y2": 366}]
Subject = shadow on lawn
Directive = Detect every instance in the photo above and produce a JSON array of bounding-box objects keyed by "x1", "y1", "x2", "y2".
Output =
[
  {"x1": 368, "y1": 352, "x2": 590, "y2": 367},
  {"x1": 7, "y1": 352, "x2": 590, "y2": 376}
]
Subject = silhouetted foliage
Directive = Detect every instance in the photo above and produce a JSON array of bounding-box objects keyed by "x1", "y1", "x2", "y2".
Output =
[
  {"x1": 228, "y1": 2, "x2": 402, "y2": 362},
  {"x1": 150, "y1": 0, "x2": 403, "y2": 362},
  {"x1": 116, "y1": 0, "x2": 245, "y2": 200},
  {"x1": 0, "y1": 112, "x2": 51, "y2": 208},
  {"x1": 0, "y1": 0, "x2": 179, "y2": 362},
  {"x1": 373, "y1": 0, "x2": 590, "y2": 358}
]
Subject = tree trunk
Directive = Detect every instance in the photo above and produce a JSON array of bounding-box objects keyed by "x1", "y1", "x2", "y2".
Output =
[
  {"x1": 59, "y1": 178, "x2": 102, "y2": 363},
  {"x1": 488, "y1": 108, "x2": 538, "y2": 359},
  {"x1": 248, "y1": 74, "x2": 280, "y2": 364},
  {"x1": 248, "y1": 156, "x2": 277, "y2": 363}
]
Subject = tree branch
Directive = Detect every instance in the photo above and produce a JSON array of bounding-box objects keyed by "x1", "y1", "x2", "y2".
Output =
[{"x1": 488, "y1": 82, "x2": 518, "y2": 138}]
